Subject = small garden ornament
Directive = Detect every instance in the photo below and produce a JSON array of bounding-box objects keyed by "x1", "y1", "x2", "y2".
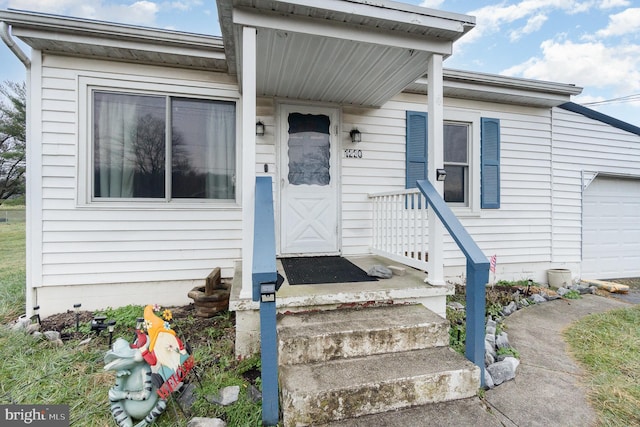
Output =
[{"x1": 104, "y1": 305, "x2": 195, "y2": 427}]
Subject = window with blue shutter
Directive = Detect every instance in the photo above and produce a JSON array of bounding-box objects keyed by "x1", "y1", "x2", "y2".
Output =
[
  {"x1": 406, "y1": 111, "x2": 428, "y2": 189},
  {"x1": 481, "y1": 117, "x2": 500, "y2": 209}
]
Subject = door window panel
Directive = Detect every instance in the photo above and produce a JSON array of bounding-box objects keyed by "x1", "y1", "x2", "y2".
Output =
[{"x1": 287, "y1": 113, "x2": 330, "y2": 186}]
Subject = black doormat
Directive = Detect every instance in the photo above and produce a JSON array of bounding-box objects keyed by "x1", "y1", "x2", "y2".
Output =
[{"x1": 281, "y1": 256, "x2": 378, "y2": 285}]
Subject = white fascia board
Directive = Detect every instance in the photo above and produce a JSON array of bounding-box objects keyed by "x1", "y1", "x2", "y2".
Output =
[
  {"x1": 442, "y1": 69, "x2": 583, "y2": 96},
  {"x1": 269, "y1": 0, "x2": 475, "y2": 35},
  {"x1": 0, "y1": 10, "x2": 224, "y2": 50},
  {"x1": 233, "y1": 7, "x2": 453, "y2": 55},
  {"x1": 13, "y1": 27, "x2": 226, "y2": 61}
]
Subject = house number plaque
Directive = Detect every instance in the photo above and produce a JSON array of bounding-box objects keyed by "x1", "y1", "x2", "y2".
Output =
[{"x1": 344, "y1": 149, "x2": 363, "y2": 158}]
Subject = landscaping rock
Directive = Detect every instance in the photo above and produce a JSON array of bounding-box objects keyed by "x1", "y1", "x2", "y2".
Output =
[
  {"x1": 485, "y1": 340, "x2": 497, "y2": 360},
  {"x1": 529, "y1": 293, "x2": 546, "y2": 304},
  {"x1": 207, "y1": 385, "x2": 240, "y2": 406},
  {"x1": 556, "y1": 287, "x2": 570, "y2": 297},
  {"x1": 485, "y1": 319, "x2": 496, "y2": 336},
  {"x1": 503, "y1": 356, "x2": 520, "y2": 371},
  {"x1": 78, "y1": 338, "x2": 92, "y2": 347},
  {"x1": 187, "y1": 417, "x2": 227, "y2": 427},
  {"x1": 44, "y1": 331, "x2": 61, "y2": 341},
  {"x1": 485, "y1": 352, "x2": 495, "y2": 367},
  {"x1": 495, "y1": 332, "x2": 509, "y2": 349},
  {"x1": 485, "y1": 333, "x2": 495, "y2": 347},
  {"x1": 11, "y1": 315, "x2": 30, "y2": 332},
  {"x1": 367, "y1": 265, "x2": 392, "y2": 279},
  {"x1": 26, "y1": 323, "x2": 41, "y2": 334},
  {"x1": 573, "y1": 285, "x2": 591, "y2": 295},
  {"x1": 447, "y1": 301, "x2": 464, "y2": 311},
  {"x1": 502, "y1": 301, "x2": 518, "y2": 316},
  {"x1": 31, "y1": 331, "x2": 43, "y2": 340},
  {"x1": 248, "y1": 384, "x2": 262, "y2": 403},
  {"x1": 486, "y1": 359, "x2": 517, "y2": 385},
  {"x1": 484, "y1": 368, "x2": 495, "y2": 389}
]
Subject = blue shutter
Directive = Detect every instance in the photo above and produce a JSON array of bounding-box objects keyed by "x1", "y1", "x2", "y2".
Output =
[
  {"x1": 481, "y1": 117, "x2": 500, "y2": 209},
  {"x1": 406, "y1": 111, "x2": 428, "y2": 189}
]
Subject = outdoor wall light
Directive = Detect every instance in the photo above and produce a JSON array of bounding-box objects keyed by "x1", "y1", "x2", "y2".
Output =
[
  {"x1": 256, "y1": 121, "x2": 265, "y2": 136},
  {"x1": 436, "y1": 168, "x2": 447, "y2": 181},
  {"x1": 74, "y1": 303, "x2": 81, "y2": 331},
  {"x1": 349, "y1": 128, "x2": 362, "y2": 143}
]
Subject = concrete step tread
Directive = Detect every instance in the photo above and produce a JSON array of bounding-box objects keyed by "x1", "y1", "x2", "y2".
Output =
[
  {"x1": 277, "y1": 304, "x2": 450, "y2": 365},
  {"x1": 317, "y1": 397, "x2": 504, "y2": 427},
  {"x1": 277, "y1": 304, "x2": 447, "y2": 338},
  {"x1": 280, "y1": 346, "x2": 478, "y2": 394}
]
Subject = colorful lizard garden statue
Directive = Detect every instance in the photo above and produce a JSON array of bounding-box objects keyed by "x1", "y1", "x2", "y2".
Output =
[{"x1": 103, "y1": 305, "x2": 195, "y2": 427}]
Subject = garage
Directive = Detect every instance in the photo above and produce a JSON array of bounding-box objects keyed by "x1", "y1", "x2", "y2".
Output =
[{"x1": 582, "y1": 176, "x2": 640, "y2": 279}]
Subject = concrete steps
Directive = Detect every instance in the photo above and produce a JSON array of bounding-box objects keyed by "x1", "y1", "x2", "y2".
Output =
[{"x1": 278, "y1": 304, "x2": 480, "y2": 426}]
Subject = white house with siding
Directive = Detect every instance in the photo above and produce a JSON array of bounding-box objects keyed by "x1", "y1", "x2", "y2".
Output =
[{"x1": 1, "y1": 0, "x2": 639, "y2": 329}]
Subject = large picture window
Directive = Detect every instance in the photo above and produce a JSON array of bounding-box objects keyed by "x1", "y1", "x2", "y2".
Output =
[{"x1": 93, "y1": 91, "x2": 236, "y2": 200}]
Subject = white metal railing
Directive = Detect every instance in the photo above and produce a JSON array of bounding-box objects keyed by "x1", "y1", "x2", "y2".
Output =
[{"x1": 368, "y1": 189, "x2": 429, "y2": 270}]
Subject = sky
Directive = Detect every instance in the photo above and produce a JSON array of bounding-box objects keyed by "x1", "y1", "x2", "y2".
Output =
[{"x1": 0, "y1": 0, "x2": 639, "y2": 126}]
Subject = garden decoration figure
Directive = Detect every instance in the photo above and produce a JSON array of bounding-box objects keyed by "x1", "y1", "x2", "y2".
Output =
[{"x1": 104, "y1": 305, "x2": 195, "y2": 427}]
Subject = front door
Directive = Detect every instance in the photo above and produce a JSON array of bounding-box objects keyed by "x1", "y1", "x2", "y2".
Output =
[{"x1": 280, "y1": 105, "x2": 339, "y2": 256}]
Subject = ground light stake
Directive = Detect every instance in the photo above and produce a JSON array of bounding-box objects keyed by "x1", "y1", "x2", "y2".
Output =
[{"x1": 74, "y1": 303, "x2": 81, "y2": 331}]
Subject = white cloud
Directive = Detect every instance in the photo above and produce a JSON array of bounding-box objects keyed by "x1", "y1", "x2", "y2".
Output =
[
  {"x1": 459, "y1": 1, "x2": 609, "y2": 46},
  {"x1": 501, "y1": 39, "x2": 640, "y2": 93},
  {"x1": 419, "y1": 0, "x2": 445, "y2": 8},
  {"x1": 509, "y1": 13, "x2": 548, "y2": 41},
  {"x1": 161, "y1": 1, "x2": 203, "y2": 11},
  {"x1": 599, "y1": 0, "x2": 630, "y2": 8},
  {"x1": 596, "y1": 8, "x2": 640, "y2": 37},
  {"x1": 2, "y1": 0, "x2": 160, "y2": 26}
]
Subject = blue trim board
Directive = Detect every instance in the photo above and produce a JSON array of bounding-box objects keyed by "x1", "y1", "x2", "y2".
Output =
[{"x1": 559, "y1": 102, "x2": 640, "y2": 137}]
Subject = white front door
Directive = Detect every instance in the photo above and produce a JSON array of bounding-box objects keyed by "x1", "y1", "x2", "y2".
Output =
[{"x1": 280, "y1": 105, "x2": 339, "y2": 256}]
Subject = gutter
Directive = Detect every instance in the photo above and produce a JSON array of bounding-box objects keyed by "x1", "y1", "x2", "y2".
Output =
[
  {"x1": 1, "y1": 20, "x2": 33, "y2": 319},
  {"x1": 0, "y1": 21, "x2": 31, "y2": 68}
]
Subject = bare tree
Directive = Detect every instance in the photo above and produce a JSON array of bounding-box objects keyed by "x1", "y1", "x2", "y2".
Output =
[{"x1": 0, "y1": 81, "x2": 26, "y2": 204}]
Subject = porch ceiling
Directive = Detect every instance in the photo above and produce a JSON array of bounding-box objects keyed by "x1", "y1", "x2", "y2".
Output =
[{"x1": 218, "y1": 0, "x2": 475, "y2": 107}]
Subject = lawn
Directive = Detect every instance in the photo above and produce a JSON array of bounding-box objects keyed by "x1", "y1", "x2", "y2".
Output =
[
  {"x1": 0, "y1": 221, "x2": 263, "y2": 426},
  {"x1": 564, "y1": 304, "x2": 640, "y2": 426}
]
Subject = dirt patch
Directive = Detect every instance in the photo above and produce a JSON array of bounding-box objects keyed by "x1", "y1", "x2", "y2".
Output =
[{"x1": 39, "y1": 304, "x2": 235, "y2": 349}]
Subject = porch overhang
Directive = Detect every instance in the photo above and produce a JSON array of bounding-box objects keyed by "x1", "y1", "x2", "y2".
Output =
[{"x1": 217, "y1": 0, "x2": 475, "y2": 107}]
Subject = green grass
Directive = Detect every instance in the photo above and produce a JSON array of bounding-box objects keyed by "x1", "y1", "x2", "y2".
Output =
[
  {"x1": 0, "y1": 222, "x2": 26, "y2": 324},
  {"x1": 0, "y1": 222, "x2": 265, "y2": 426},
  {"x1": 564, "y1": 305, "x2": 640, "y2": 426}
]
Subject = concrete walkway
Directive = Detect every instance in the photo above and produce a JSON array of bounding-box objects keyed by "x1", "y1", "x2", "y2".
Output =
[
  {"x1": 484, "y1": 294, "x2": 630, "y2": 426},
  {"x1": 324, "y1": 294, "x2": 631, "y2": 426}
]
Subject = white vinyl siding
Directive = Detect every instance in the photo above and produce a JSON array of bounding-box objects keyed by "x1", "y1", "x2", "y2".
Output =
[
  {"x1": 342, "y1": 93, "x2": 553, "y2": 268},
  {"x1": 551, "y1": 107, "x2": 640, "y2": 267},
  {"x1": 37, "y1": 56, "x2": 241, "y2": 287}
]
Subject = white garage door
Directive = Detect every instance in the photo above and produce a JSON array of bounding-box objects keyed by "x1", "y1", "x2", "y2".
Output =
[{"x1": 582, "y1": 176, "x2": 640, "y2": 279}]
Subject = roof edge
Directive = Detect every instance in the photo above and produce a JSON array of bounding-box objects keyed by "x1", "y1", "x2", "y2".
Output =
[
  {"x1": 558, "y1": 102, "x2": 640, "y2": 137},
  {"x1": 0, "y1": 9, "x2": 224, "y2": 49},
  {"x1": 444, "y1": 69, "x2": 583, "y2": 96}
]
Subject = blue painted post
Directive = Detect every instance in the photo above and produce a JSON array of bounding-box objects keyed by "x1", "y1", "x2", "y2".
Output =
[
  {"x1": 252, "y1": 176, "x2": 279, "y2": 425},
  {"x1": 466, "y1": 262, "x2": 487, "y2": 387}
]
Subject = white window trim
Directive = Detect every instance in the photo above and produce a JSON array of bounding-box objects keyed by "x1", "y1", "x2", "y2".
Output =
[
  {"x1": 77, "y1": 75, "x2": 241, "y2": 209},
  {"x1": 444, "y1": 108, "x2": 481, "y2": 216}
]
